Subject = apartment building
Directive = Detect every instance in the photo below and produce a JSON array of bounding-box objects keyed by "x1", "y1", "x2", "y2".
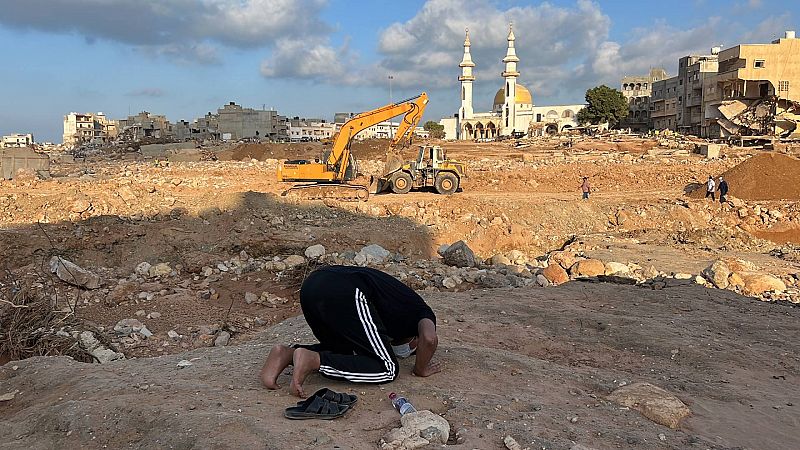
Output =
[
  {"x1": 650, "y1": 77, "x2": 680, "y2": 131},
  {"x1": 2, "y1": 133, "x2": 34, "y2": 148},
  {"x1": 288, "y1": 118, "x2": 336, "y2": 142},
  {"x1": 116, "y1": 111, "x2": 172, "y2": 141},
  {"x1": 63, "y1": 112, "x2": 117, "y2": 146},
  {"x1": 620, "y1": 68, "x2": 668, "y2": 131},
  {"x1": 217, "y1": 102, "x2": 288, "y2": 141}
]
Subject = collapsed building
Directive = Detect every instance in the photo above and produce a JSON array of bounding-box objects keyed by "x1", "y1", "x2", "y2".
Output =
[{"x1": 648, "y1": 30, "x2": 800, "y2": 139}]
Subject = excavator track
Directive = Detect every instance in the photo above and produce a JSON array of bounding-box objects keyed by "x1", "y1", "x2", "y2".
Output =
[{"x1": 281, "y1": 183, "x2": 370, "y2": 202}]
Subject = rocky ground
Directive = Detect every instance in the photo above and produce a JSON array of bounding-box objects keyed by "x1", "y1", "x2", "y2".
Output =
[{"x1": 1, "y1": 137, "x2": 799, "y2": 449}]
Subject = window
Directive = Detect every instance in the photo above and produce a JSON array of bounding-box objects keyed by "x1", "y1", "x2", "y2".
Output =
[
  {"x1": 779, "y1": 80, "x2": 790, "y2": 92},
  {"x1": 754, "y1": 60, "x2": 765, "y2": 68}
]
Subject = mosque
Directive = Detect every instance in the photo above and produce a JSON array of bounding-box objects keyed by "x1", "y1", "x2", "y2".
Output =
[{"x1": 439, "y1": 25, "x2": 585, "y2": 140}]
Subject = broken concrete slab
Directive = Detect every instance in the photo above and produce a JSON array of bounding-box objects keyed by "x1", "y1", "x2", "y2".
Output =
[
  {"x1": 49, "y1": 256, "x2": 101, "y2": 289},
  {"x1": 607, "y1": 382, "x2": 691, "y2": 429},
  {"x1": 1, "y1": 147, "x2": 50, "y2": 180}
]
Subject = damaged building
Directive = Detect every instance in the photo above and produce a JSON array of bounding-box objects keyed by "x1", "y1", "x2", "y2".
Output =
[
  {"x1": 650, "y1": 30, "x2": 800, "y2": 139},
  {"x1": 620, "y1": 68, "x2": 668, "y2": 132},
  {"x1": 704, "y1": 31, "x2": 800, "y2": 139}
]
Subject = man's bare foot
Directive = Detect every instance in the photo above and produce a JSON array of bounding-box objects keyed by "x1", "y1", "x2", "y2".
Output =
[
  {"x1": 260, "y1": 344, "x2": 295, "y2": 389},
  {"x1": 290, "y1": 348, "x2": 321, "y2": 398}
]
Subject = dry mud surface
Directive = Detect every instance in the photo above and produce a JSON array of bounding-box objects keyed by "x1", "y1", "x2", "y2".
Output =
[{"x1": 2, "y1": 282, "x2": 799, "y2": 450}]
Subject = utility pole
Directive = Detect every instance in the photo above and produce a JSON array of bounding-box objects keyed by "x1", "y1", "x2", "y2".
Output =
[{"x1": 388, "y1": 75, "x2": 395, "y2": 139}]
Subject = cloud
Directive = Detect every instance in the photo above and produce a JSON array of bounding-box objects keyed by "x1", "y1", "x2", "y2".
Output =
[
  {"x1": 0, "y1": 0, "x2": 330, "y2": 64},
  {"x1": 127, "y1": 88, "x2": 166, "y2": 98},
  {"x1": 260, "y1": 38, "x2": 355, "y2": 81}
]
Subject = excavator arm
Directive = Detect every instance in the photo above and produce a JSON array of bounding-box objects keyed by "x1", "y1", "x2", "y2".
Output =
[{"x1": 328, "y1": 92, "x2": 428, "y2": 180}]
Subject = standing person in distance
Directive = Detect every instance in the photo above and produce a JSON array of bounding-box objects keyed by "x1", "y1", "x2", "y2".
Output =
[
  {"x1": 705, "y1": 176, "x2": 716, "y2": 201},
  {"x1": 581, "y1": 176, "x2": 591, "y2": 200},
  {"x1": 718, "y1": 176, "x2": 729, "y2": 203}
]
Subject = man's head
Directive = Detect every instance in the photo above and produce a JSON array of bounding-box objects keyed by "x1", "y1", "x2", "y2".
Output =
[
  {"x1": 719, "y1": 176, "x2": 724, "y2": 181},
  {"x1": 583, "y1": 176, "x2": 588, "y2": 180}
]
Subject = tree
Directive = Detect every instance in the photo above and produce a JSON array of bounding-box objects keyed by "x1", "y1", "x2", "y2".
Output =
[
  {"x1": 423, "y1": 120, "x2": 445, "y2": 139},
  {"x1": 576, "y1": 85, "x2": 628, "y2": 126}
]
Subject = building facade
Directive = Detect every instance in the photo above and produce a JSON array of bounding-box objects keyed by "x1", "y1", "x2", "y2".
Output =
[
  {"x1": 620, "y1": 68, "x2": 668, "y2": 131},
  {"x1": 116, "y1": 111, "x2": 172, "y2": 141},
  {"x1": 288, "y1": 118, "x2": 336, "y2": 141},
  {"x1": 63, "y1": 112, "x2": 117, "y2": 146},
  {"x1": 440, "y1": 26, "x2": 584, "y2": 140},
  {"x1": 2, "y1": 133, "x2": 34, "y2": 148},
  {"x1": 217, "y1": 102, "x2": 288, "y2": 141}
]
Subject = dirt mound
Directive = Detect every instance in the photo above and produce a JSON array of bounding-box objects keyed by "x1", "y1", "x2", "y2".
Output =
[
  {"x1": 689, "y1": 152, "x2": 800, "y2": 200},
  {"x1": 218, "y1": 143, "x2": 322, "y2": 161},
  {"x1": 218, "y1": 139, "x2": 395, "y2": 162}
]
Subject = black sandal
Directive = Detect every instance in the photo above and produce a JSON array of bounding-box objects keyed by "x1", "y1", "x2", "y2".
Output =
[
  {"x1": 306, "y1": 387, "x2": 358, "y2": 407},
  {"x1": 284, "y1": 396, "x2": 350, "y2": 420}
]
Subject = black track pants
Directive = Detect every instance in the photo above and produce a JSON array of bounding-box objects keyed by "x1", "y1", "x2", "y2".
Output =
[{"x1": 299, "y1": 270, "x2": 398, "y2": 383}]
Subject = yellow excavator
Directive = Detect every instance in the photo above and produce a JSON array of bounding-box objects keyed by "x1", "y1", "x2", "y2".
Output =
[{"x1": 277, "y1": 93, "x2": 429, "y2": 201}]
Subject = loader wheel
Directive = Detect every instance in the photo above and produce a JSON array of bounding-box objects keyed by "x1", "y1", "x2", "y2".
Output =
[
  {"x1": 435, "y1": 172, "x2": 458, "y2": 195},
  {"x1": 391, "y1": 172, "x2": 413, "y2": 194}
]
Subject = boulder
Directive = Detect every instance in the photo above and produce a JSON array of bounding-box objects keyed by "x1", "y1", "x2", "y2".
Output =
[
  {"x1": 702, "y1": 260, "x2": 731, "y2": 289},
  {"x1": 79, "y1": 331, "x2": 124, "y2": 364},
  {"x1": 542, "y1": 264, "x2": 569, "y2": 285},
  {"x1": 535, "y1": 274, "x2": 550, "y2": 287},
  {"x1": 381, "y1": 410, "x2": 450, "y2": 450},
  {"x1": 49, "y1": 256, "x2": 101, "y2": 290},
  {"x1": 491, "y1": 254, "x2": 512, "y2": 266},
  {"x1": 478, "y1": 273, "x2": 511, "y2": 288},
  {"x1": 604, "y1": 262, "x2": 630, "y2": 275},
  {"x1": 441, "y1": 241, "x2": 476, "y2": 268},
  {"x1": 737, "y1": 272, "x2": 786, "y2": 296},
  {"x1": 549, "y1": 251, "x2": 576, "y2": 270},
  {"x1": 214, "y1": 331, "x2": 231, "y2": 347},
  {"x1": 283, "y1": 255, "x2": 306, "y2": 267},
  {"x1": 570, "y1": 259, "x2": 605, "y2": 277},
  {"x1": 441, "y1": 276, "x2": 461, "y2": 289},
  {"x1": 357, "y1": 244, "x2": 392, "y2": 265},
  {"x1": 134, "y1": 262, "x2": 152, "y2": 277},
  {"x1": 436, "y1": 244, "x2": 450, "y2": 256},
  {"x1": 304, "y1": 244, "x2": 326, "y2": 259},
  {"x1": 113, "y1": 318, "x2": 145, "y2": 336},
  {"x1": 148, "y1": 262, "x2": 172, "y2": 278},
  {"x1": 607, "y1": 382, "x2": 690, "y2": 429},
  {"x1": 508, "y1": 250, "x2": 526, "y2": 264}
]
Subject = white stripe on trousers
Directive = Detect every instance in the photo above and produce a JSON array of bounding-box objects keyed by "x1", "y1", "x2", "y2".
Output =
[{"x1": 317, "y1": 288, "x2": 396, "y2": 382}]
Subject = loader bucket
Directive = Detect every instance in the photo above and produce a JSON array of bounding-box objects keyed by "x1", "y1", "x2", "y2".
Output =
[
  {"x1": 382, "y1": 155, "x2": 404, "y2": 177},
  {"x1": 369, "y1": 175, "x2": 389, "y2": 194}
]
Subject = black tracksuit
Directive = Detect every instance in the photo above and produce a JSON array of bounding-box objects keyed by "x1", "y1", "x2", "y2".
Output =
[{"x1": 298, "y1": 265, "x2": 436, "y2": 383}]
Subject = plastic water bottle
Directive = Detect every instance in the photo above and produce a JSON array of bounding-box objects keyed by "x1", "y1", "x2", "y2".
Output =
[{"x1": 389, "y1": 392, "x2": 417, "y2": 416}]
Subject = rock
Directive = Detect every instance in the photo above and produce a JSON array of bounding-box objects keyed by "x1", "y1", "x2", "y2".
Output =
[
  {"x1": 304, "y1": 244, "x2": 326, "y2": 259},
  {"x1": 283, "y1": 255, "x2": 306, "y2": 267},
  {"x1": 615, "y1": 210, "x2": 632, "y2": 226},
  {"x1": 604, "y1": 262, "x2": 629, "y2": 275},
  {"x1": 535, "y1": 274, "x2": 550, "y2": 287},
  {"x1": 442, "y1": 276, "x2": 460, "y2": 289},
  {"x1": 694, "y1": 275, "x2": 707, "y2": 285},
  {"x1": 148, "y1": 262, "x2": 172, "y2": 278},
  {"x1": 727, "y1": 272, "x2": 745, "y2": 290},
  {"x1": 48, "y1": 256, "x2": 101, "y2": 289},
  {"x1": 607, "y1": 382, "x2": 691, "y2": 429},
  {"x1": 550, "y1": 251, "x2": 576, "y2": 270},
  {"x1": 737, "y1": 272, "x2": 787, "y2": 296},
  {"x1": 542, "y1": 264, "x2": 569, "y2": 285},
  {"x1": 113, "y1": 318, "x2": 144, "y2": 336},
  {"x1": 674, "y1": 272, "x2": 692, "y2": 280},
  {"x1": 79, "y1": 331, "x2": 124, "y2": 363},
  {"x1": 479, "y1": 273, "x2": 511, "y2": 288},
  {"x1": 491, "y1": 254, "x2": 512, "y2": 266},
  {"x1": 138, "y1": 325, "x2": 153, "y2": 338},
  {"x1": 167, "y1": 330, "x2": 181, "y2": 340},
  {"x1": 441, "y1": 240, "x2": 476, "y2": 268},
  {"x1": 0, "y1": 390, "x2": 18, "y2": 402},
  {"x1": 436, "y1": 244, "x2": 450, "y2": 256},
  {"x1": 357, "y1": 244, "x2": 392, "y2": 264},
  {"x1": 135, "y1": 262, "x2": 152, "y2": 277},
  {"x1": 508, "y1": 250, "x2": 526, "y2": 264},
  {"x1": 176, "y1": 360, "x2": 193, "y2": 368},
  {"x1": 381, "y1": 410, "x2": 450, "y2": 450},
  {"x1": 504, "y1": 436, "x2": 523, "y2": 450},
  {"x1": 570, "y1": 259, "x2": 605, "y2": 277},
  {"x1": 244, "y1": 292, "x2": 258, "y2": 304},
  {"x1": 214, "y1": 331, "x2": 231, "y2": 347},
  {"x1": 702, "y1": 260, "x2": 731, "y2": 289}
]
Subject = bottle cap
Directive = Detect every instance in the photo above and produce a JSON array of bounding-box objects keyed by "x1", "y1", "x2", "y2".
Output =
[{"x1": 388, "y1": 392, "x2": 397, "y2": 399}]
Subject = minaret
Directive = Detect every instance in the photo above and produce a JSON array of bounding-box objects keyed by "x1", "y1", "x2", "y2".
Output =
[
  {"x1": 458, "y1": 28, "x2": 475, "y2": 128},
  {"x1": 501, "y1": 23, "x2": 519, "y2": 134}
]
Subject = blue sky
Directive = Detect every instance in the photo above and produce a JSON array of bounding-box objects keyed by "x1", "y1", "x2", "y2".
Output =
[{"x1": 0, "y1": 0, "x2": 796, "y2": 142}]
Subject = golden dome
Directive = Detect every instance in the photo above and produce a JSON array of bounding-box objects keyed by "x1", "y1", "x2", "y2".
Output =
[{"x1": 493, "y1": 84, "x2": 532, "y2": 107}]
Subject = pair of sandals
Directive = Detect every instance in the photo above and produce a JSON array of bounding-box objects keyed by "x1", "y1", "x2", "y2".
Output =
[{"x1": 284, "y1": 388, "x2": 358, "y2": 420}]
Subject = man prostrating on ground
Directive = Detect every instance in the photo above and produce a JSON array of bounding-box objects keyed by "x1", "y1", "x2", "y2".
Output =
[{"x1": 260, "y1": 265, "x2": 440, "y2": 397}]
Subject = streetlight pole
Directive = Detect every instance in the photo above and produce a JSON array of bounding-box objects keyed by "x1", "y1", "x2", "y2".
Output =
[{"x1": 388, "y1": 75, "x2": 394, "y2": 139}]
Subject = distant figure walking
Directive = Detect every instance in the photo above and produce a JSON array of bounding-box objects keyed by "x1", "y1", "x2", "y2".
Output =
[
  {"x1": 581, "y1": 177, "x2": 591, "y2": 200},
  {"x1": 718, "y1": 176, "x2": 729, "y2": 203},
  {"x1": 705, "y1": 176, "x2": 716, "y2": 201}
]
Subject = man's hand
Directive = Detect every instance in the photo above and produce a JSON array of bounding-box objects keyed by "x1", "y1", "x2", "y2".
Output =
[{"x1": 413, "y1": 318, "x2": 439, "y2": 377}]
